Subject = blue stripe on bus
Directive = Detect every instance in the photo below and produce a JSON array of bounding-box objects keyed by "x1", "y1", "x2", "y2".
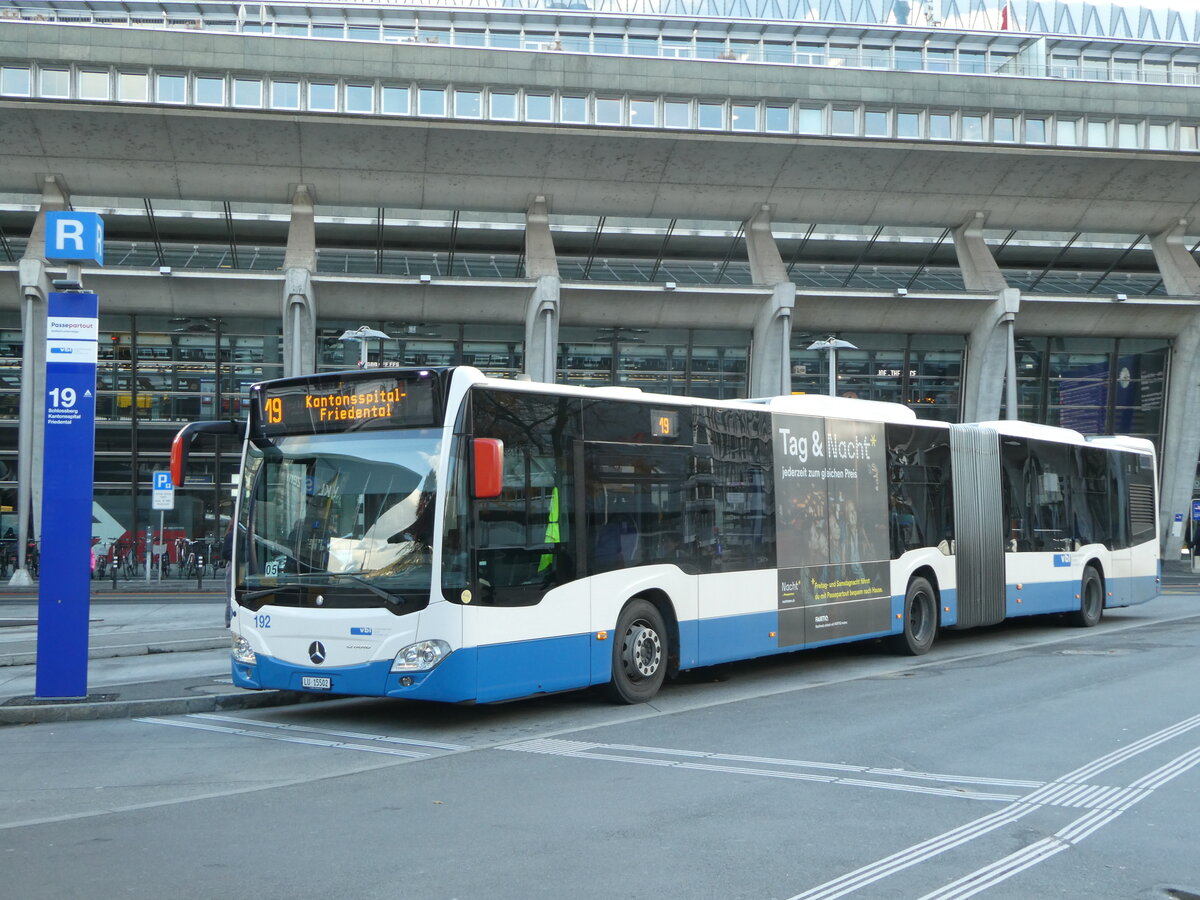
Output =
[{"x1": 229, "y1": 572, "x2": 1157, "y2": 703}]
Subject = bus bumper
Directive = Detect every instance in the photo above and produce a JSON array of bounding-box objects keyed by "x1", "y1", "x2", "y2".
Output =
[{"x1": 231, "y1": 648, "x2": 479, "y2": 703}]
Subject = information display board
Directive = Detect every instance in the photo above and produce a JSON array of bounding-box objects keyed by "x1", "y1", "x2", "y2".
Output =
[
  {"x1": 254, "y1": 374, "x2": 439, "y2": 437},
  {"x1": 36, "y1": 292, "x2": 99, "y2": 698}
]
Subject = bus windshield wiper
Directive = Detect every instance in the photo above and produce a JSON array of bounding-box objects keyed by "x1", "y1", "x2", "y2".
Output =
[
  {"x1": 240, "y1": 573, "x2": 406, "y2": 608},
  {"x1": 333, "y1": 572, "x2": 407, "y2": 609}
]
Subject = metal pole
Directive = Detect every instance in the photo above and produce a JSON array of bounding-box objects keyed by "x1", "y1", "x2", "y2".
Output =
[
  {"x1": 145, "y1": 521, "x2": 152, "y2": 582},
  {"x1": 827, "y1": 345, "x2": 837, "y2": 397},
  {"x1": 1004, "y1": 315, "x2": 1018, "y2": 420},
  {"x1": 158, "y1": 510, "x2": 165, "y2": 582},
  {"x1": 13, "y1": 290, "x2": 35, "y2": 582}
]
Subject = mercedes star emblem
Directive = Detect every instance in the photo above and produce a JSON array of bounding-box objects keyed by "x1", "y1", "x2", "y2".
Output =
[{"x1": 308, "y1": 641, "x2": 327, "y2": 665}]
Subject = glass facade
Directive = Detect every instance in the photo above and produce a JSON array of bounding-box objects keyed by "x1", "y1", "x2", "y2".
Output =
[{"x1": 790, "y1": 333, "x2": 965, "y2": 423}]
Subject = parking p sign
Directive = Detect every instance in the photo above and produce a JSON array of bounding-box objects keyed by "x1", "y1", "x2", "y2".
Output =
[{"x1": 152, "y1": 470, "x2": 175, "y2": 510}]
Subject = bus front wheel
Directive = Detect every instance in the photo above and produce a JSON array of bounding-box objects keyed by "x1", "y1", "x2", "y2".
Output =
[
  {"x1": 1068, "y1": 566, "x2": 1104, "y2": 628},
  {"x1": 889, "y1": 576, "x2": 937, "y2": 656},
  {"x1": 606, "y1": 599, "x2": 668, "y2": 704}
]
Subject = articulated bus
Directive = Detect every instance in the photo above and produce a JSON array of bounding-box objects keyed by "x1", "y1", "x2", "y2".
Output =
[{"x1": 172, "y1": 366, "x2": 1160, "y2": 704}]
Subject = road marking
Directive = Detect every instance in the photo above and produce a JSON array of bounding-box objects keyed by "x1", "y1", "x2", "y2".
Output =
[
  {"x1": 135, "y1": 716, "x2": 434, "y2": 758},
  {"x1": 786, "y1": 712, "x2": 1200, "y2": 900},
  {"x1": 917, "y1": 742, "x2": 1200, "y2": 899},
  {"x1": 501, "y1": 739, "x2": 1034, "y2": 802},
  {"x1": 187, "y1": 712, "x2": 469, "y2": 751}
]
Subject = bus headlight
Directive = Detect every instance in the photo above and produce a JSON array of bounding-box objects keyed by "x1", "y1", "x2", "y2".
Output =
[
  {"x1": 391, "y1": 640, "x2": 451, "y2": 672},
  {"x1": 232, "y1": 634, "x2": 257, "y2": 664}
]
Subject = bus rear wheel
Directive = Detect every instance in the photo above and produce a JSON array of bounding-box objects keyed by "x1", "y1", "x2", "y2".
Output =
[
  {"x1": 1068, "y1": 566, "x2": 1104, "y2": 628},
  {"x1": 889, "y1": 576, "x2": 937, "y2": 656},
  {"x1": 606, "y1": 599, "x2": 668, "y2": 704}
]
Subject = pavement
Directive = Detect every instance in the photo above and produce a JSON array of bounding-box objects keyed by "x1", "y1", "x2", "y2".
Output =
[{"x1": 0, "y1": 574, "x2": 324, "y2": 726}]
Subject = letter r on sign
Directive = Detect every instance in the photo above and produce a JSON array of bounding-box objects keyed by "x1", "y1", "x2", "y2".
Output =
[{"x1": 56, "y1": 219, "x2": 85, "y2": 251}]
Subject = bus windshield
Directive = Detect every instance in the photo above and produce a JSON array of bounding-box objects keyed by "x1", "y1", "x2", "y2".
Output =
[{"x1": 240, "y1": 429, "x2": 442, "y2": 594}]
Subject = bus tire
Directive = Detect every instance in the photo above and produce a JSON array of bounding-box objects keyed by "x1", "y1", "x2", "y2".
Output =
[
  {"x1": 606, "y1": 599, "x2": 668, "y2": 704},
  {"x1": 889, "y1": 576, "x2": 937, "y2": 656},
  {"x1": 1068, "y1": 566, "x2": 1104, "y2": 628}
]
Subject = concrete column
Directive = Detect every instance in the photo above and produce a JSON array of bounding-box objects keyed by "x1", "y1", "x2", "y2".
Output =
[
  {"x1": 953, "y1": 213, "x2": 1019, "y2": 423},
  {"x1": 10, "y1": 177, "x2": 67, "y2": 585},
  {"x1": 744, "y1": 205, "x2": 794, "y2": 397},
  {"x1": 523, "y1": 196, "x2": 560, "y2": 383},
  {"x1": 1150, "y1": 219, "x2": 1200, "y2": 559},
  {"x1": 281, "y1": 185, "x2": 317, "y2": 376}
]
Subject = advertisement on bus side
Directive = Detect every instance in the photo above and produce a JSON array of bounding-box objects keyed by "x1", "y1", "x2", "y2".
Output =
[{"x1": 773, "y1": 414, "x2": 891, "y2": 646}]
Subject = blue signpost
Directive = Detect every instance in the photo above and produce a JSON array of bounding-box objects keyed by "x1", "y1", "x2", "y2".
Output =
[
  {"x1": 34, "y1": 213, "x2": 103, "y2": 696},
  {"x1": 35, "y1": 292, "x2": 100, "y2": 697}
]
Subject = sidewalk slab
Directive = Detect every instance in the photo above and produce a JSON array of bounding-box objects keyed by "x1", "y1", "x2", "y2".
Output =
[{"x1": 0, "y1": 675, "x2": 331, "y2": 725}]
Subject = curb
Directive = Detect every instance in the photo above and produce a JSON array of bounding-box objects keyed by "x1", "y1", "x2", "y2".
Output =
[
  {"x1": 0, "y1": 637, "x2": 230, "y2": 668},
  {"x1": 0, "y1": 685, "x2": 333, "y2": 725}
]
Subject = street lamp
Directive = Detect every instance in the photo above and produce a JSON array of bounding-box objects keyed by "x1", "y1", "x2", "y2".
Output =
[
  {"x1": 338, "y1": 325, "x2": 392, "y2": 368},
  {"x1": 806, "y1": 335, "x2": 858, "y2": 397}
]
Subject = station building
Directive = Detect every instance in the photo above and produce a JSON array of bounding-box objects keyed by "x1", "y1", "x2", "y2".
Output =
[{"x1": 2, "y1": 0, "x2": 1200, "y2": 562}]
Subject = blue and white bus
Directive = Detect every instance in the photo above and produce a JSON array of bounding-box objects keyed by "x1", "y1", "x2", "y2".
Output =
[{"x1": 172, "y1": 366, "x2": 1161, "y2": 704}]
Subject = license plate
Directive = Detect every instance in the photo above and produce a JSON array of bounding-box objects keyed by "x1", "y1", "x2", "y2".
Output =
[{"x1": 301, "y1": 676, "x2": 332, "y2": 690}]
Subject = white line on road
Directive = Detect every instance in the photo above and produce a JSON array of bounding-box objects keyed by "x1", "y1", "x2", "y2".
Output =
[
  {"x1": 787, "y1": 713, "x2": 1200, "y2": 900},
  {"x1": 135, "y1": 716, "x2": 431, "y2": 758},
  {"x1": 186, "y1": 712, "x2": 469, "y2": 751}
]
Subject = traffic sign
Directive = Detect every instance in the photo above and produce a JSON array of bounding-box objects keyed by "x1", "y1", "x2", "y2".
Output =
[
  {"x1": 44, "y1": 211, "x2": 105, "y2": 266},
  {"x1": 152, "y1": 470, "x2": 175, "y2": 511}
]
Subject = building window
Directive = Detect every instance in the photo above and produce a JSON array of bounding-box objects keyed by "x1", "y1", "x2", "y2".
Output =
[
  {"x1": 897, "y1": 111, "x2": 921, "y2": 138},
  {"x1": 0, "y1": 66, "x2": 31, "y2": 96},
  {"x1": 731, "y1": 103, "x2": 757, "y2": 131},
  {"x1": 418, "y1": 88, "x2": 445, "y2": 116},
  {"x1": 232, "y1": 78, "x2": 263, "y2": 108},
  {"x1": 595, "y1": 97, "x2": 623, "y2": 125},
  {"x1": 1147, "y1": 122, "x2": 1169, "y2": 150},
  {"x1": 156, "y1": 73, "x2": 186, "y2": 104},
  {"x1": 344, "y1": 84, "x2": 374, "y2": 113},
  {"x1": 79, "y1": 70, "x2": 110, "y2": 101},
  {"x1": 765, "y1": 105, "x2": 790, "y2": 133},
  {"x1": 454, "y1": 89, "x2": 482, "y2": 118},
  {"x1": 864, "y1": 110, "x2": 889, "y2": 136},
  {"x1": 993, "y1": 116, "x2": 1016, "y2": 142},
  {"x1": 929, "y1": 113, "x2": 953, "y2": 139},
  {"x1": 962, "y1": 114, "x2": 984, "y2": 141},
  {"x1": 308, "y1": 82, "x2": 336, "y2": 111},
  {"x1": 489, "y1": 91, "x2": 517, "y2": 120},
  {"x1": 698, "y1": 102, "x2": 724, "y2": 129},
  {"x1": 525, "y1": 93, "x2": 553, "y2": 122},
  {"x1": 1117, "y1": 121, "x2": 1140, "y2": 148},
  {"x1": 630, "y1": 99, "x2": 657, "y2": 127},
  {"x1": 37, "y1": 68, "x2": 69, "y2": 98},
  {"x1": 831, "y1": 108, "x2": 856, "y2": 135},
  {"x1": 1181, "y1": 126, "x2": 1199, "y2": 150},
  {"x1": 270, "y1": 80, "x2": 300, "y2": 110},
  {"x1": 797, "y1": 107, "x2": 823, "y2": 134},
  {"x1": 116, "y1": 72, "x2": 148, "y2": 103},
  {"x1": 664, "y1": 100, "x2": 690, "y2": 128},
  {"x1": 561, "y1": 95, "x2": 588, "y2": 123},
  {"x1": 1055, "y1": 118, "x2": 1078, "y2": 145},
  {"x1": 381, "y1": 86, "x2": 409, "y2": 115},
  {"x1": 1086, "y1": 120, "x2": 1109, "y2": 147},
  {"x1": 1024, "y1": 117, "x2": 1047, "y2": 143},
  {"x1": 895, "y1": 48, "x2": 922, "y2": 71},
  {"x1": 195, "y1": 75, "x2": 225, "y2": 106}
]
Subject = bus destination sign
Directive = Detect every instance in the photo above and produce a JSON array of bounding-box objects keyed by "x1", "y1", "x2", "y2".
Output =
[{"x1": 256, "y1": 375, "x2": 438, "y2": 436}]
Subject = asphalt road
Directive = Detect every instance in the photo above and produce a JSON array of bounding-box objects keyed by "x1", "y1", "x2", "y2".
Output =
[{"x1": 2, "y1": 591, "x2": 1198, "y2": 900}]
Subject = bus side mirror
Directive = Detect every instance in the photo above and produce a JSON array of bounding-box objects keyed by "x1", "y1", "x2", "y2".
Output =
[
  {"x1": 473, "y1": 438, "x2": 504, "y2": 499},
  {"x1": 171, "y1": 420, "x2": 243, "y2": 487}
]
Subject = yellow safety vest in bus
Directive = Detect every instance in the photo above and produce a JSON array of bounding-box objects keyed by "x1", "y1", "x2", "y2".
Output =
[{"x1": 538, "y1": 487, "x2": 560, "y2": 572}]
